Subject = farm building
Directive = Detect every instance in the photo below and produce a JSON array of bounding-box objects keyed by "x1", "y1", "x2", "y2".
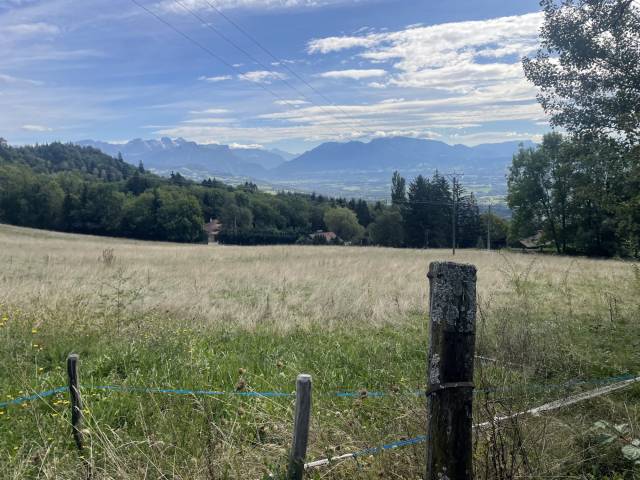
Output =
[
  {"x1": 518, "y1": 231, "x2": 551, "y2": 250},
  {"x1": 309, "y1": 231, "x2": 337, "y2": 243}
]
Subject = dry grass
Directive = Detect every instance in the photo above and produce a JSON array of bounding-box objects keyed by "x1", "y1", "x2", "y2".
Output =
[
  {"x1": 0, "y1": 223, "x2": 633, "y2": 331},
  {"x1": 1, "y1": 223, "x2": 639, "y2": 479}
]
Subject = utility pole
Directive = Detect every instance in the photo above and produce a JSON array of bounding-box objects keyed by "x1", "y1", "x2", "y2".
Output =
[
  {"x1": 487, "y1": 204, "x2": 491, "y2": 251},
  {"x1": 445, "y1": 172, "x2": 464, "y2": 256},
  {"x1": 452, "y1": 176, "x2": 457, "y2": 256}
]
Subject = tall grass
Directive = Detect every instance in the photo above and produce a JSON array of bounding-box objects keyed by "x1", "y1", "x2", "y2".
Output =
[{"x1": 0, "y1": 224, "x2": 639, "y2": 479}]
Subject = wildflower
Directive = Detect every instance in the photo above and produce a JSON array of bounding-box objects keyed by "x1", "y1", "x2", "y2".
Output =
[
  {"x1": 276, "y1": 360, "x2": 284, "y2": 369},
  {"x1": 32, "y1": 343, "x2": 39, "y2": 348},
  {"x1": 0, "y1": 411, "x2": 5, "y2": 416},
  {"x1": 235, "y1": 378, "x2": 247, "y2": 391},
  {"x1": 31, "y1": 328, "x2": 38, "y2": 334},
  {"x1": 238, "y1": 367, "x2": 247, "y2": 375},
  {"x1": 38, "y1": 367, "x2": 44, "y2": 372}
]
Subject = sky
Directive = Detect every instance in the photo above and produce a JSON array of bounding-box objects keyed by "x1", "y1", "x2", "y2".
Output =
[{"x1": 0, "y1": 0, "x2": 549, "y2": 153}]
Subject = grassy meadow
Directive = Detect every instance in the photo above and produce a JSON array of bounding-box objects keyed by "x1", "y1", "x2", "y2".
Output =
[{"x1": 1, "y1": 223, "x2": 639, "y2": 479}]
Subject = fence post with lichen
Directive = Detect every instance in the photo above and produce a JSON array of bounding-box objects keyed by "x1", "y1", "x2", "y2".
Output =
[{"x1": 426, "y1": 261, "x2": 477, "y2": 480}]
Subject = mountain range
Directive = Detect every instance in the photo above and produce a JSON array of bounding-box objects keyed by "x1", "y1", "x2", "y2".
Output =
[
  {"x1": 79, "y1": 137, "x2": 533, "y2": 177},
  {"x1": 77, "y1": 137, "x2": 285, "y2": 177},
  {"x1": 77, "y1": 136, "x2": 535, "y2": 199}
]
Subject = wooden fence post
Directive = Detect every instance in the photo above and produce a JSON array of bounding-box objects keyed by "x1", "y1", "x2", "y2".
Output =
[
  {"x1": 67, "y1": 353, "x2": 84, "y2": 452},
  {"x1": 426, "y1": 262, "x2": 477, "y2": 480},
  {"x1": 287, "y1": 374, "x2": 312, "y2": 480}
]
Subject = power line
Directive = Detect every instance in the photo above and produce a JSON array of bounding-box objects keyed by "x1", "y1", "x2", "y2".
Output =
[
  {"x1": 198, "y1": 0, "x2": 358, "y2": 122},
  {"x1": 129, "y1": 0, "x2": 319, "y2": 115},
  {"x1": 169, "y1": 0, "x2": 364, "y2": 136}
]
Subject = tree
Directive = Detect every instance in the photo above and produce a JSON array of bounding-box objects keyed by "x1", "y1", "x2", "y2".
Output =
[
  {"x1": 523, "y1": 0, "x2": 640, "y2": 145},
  {"x1": 155, "y1": 188, "x2": 205, "y2": 242},
  {"x1": 354, "y1": 199, "x2": 372, "y2": 227},
  {"x1": 368, "y1": 209, "x2": 404, "y2": 247},
  {"x1": 220, "y1": 200, "x2": 253, "y2": 233},
  {"x1": 456, "y1": 193, "x2": 482, "y2": 248},
  {"x1": 323, "y1": 207, "x2": 365, "y2": 242},
  {"x1": 479, "y1": 212, "x2": 509, "y2": 249},
  {"x1": 508, "y1": 134, "x2": 571, "y2": 253},
  {"x1": 391, "y1": 171, "x2": 406, "y2": 206},
  {"x1": 403, "y1": 174, "x2": 452, "y2": 248}
]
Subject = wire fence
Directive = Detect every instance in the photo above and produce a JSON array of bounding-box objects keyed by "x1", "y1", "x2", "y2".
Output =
[
  {"x1": 2, "y1": 372, "x2": 636, "y2": 409},
  {"x1": 3, "y1": 365, "x2": 639, "y2": 475}
]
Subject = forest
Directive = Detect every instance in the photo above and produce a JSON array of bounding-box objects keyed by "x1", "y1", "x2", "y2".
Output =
[{"x1": 0, "y1": 138, "x2": 499, "y2": 248}]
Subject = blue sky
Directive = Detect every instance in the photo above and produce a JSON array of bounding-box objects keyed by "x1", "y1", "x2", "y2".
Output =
[{"x1": 0, "y1": 0, "x2": 549, "y2": 152}]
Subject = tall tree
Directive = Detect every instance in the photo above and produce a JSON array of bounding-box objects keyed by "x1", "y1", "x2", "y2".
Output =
[
  {"x1": 523, "y1": 0, "x2": 640, "y2": 145},
  {"x1": 391, "y1": 171, "x2": 407, "y2": 206},
  {"x1": 508, "y1": 133, "x2": 573, "y2": 253}
]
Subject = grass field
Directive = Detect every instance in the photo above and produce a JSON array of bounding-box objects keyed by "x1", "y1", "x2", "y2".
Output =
[{"x1": 1, "y1": 223, "x2": 639, "y2": 479}]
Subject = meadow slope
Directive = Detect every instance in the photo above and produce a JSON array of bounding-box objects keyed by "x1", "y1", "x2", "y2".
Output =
[{"x1": 1, "y1": 224, "x2": 639, "y2": 479}]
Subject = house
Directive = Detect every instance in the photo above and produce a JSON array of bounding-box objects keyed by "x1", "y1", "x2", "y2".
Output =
[
  {"x1": 204, "y1": 219, "x2": 222, "y2": 244},
  {"x1": 309, "y1": 231, "x2": 337, "y2": 243},
  {"x1": 518, "y1": 231, "x2": 551, "y2": 250}
]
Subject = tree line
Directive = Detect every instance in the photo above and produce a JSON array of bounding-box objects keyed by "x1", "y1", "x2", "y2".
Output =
[
  {"x1": 0, "y1": 138, "x2": 507, "y2": 249},
  {"x1": 0, "y1": 140, "x2": 359, "y2": 243}
]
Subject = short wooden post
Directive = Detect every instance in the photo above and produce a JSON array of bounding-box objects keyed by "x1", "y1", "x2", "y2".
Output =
[
  {"x1": 67, "y1": 353, "x2": 84, "y2": 452},
  {"x1": 426, "y1": 262, "x2": 477, "y2": 480},
  {"x1": 287, "y1": 374, "x2": 312, "y2": 480}
]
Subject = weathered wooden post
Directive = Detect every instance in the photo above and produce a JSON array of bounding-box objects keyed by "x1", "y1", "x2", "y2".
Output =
[
  {"x1": 287, "y1": 374, "x2": 312, "y2": 480},
  {"x1": 426, "y1": 262, "x2": 477, "y2": 480},
  {"x1": 67, "y1": 353, "x2": 84, "y2": 452}
]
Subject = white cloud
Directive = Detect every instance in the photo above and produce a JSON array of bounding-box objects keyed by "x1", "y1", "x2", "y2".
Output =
[
  {"x1": 160, "y1": 0, "x2": 373, "y2": 13},
  {"x1": 157, "y1": 85, "x2": 546, "y2": 145},
  {"x1": 2, "y1": 22, "x2": 60, "y2": 37},
  {"x1": 308, "y1": 36, "x2": 378, "y2": 54},
  {"x1": 182, "y1": 118, "x2": 229, "y2": 124},
  {"x1": 229, "y1": 142, "x2": 264, "y2": 149},
  {"x1": 319, "y1": 69, "x2": 387, "y2": 79},
  {"x1": 307, "y1": 12, "x2": 544, "y2": 93},
  {"x1": 239, "y1": 70, "x2": 287, "y2": 84},
  {"x1": 0, "y1": 73, "x2": 42, "y2": 85},
  {"x1": 189, "y1": 108, "x2": 230, "y2": 114},
  {"x1": 198, "y1": 75, "x2": 232, "y2": 82},
  {"x1": 21, "y1": 124, "x2": 52, "y2": 132},
  {"x1": 449, "y1": 130, "x2": 544, "y2": 146},
  {"x1": 274, "y1": 99, "x2": 309, "y2": 106}
]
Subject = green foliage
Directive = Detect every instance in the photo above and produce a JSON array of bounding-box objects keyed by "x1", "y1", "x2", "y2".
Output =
[
  {"x1": 508, "y1": 134, "x2": 637, "y2": 256},
  {"x1": 479, "y1": 212, "x2": 509, "y2": 249},
  {"x1": 368, "y1": 209, "x2": 404, "y2": 247},
  {"x1": 391, "y1": 170, "x2": 406, "y2": 206},
  {"x1": 523, "y1": 0, "x2": 640, "y2": 144},
  {"x1": 323, "y1": 207, "x2": 365, "y2": 242}
]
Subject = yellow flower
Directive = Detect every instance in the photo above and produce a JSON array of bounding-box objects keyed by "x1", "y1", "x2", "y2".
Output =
[
  {"x1": 0, "y1": 411, "x2": 5, "y2": 416},
  {"x1": 38, "y1": 367, "x2": 44, "y2": 372},
  {"x1": 31, "y1": 328, "x2": 38, "y2": 334}
]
